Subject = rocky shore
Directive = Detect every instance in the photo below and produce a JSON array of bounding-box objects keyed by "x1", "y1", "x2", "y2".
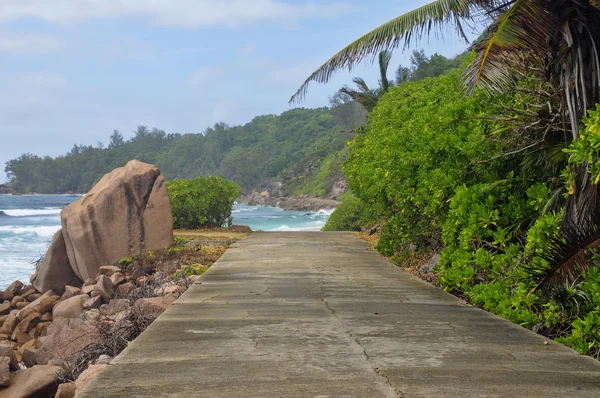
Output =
[
  {"x1": 0, "y1": 161, "x2": 241, "y2": 397},
  {"x1": 0, "y1": 185, "x2": 16, "y2": 195},
  {"x1": 242, "y1": 193, "x2": 339, "y2": 212}
]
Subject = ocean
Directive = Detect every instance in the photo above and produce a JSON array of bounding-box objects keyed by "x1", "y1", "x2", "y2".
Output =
[{"x1": 0, "y1": 195, "x2": 332, "y2": 289}]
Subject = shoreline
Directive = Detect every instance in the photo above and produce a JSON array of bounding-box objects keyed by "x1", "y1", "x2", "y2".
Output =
[{"x1": 240, "y1": 194, "x2": 339, "y2": 212}]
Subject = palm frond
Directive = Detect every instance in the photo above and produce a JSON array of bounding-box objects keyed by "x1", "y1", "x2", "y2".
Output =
[
  {"x1": 352, "y1": 77, "x2": 370, "y2": 93},
  {"x1": 379, "y1": 50, "x2": 393, "y2": 93},
  {"x1": 463, "y1": 0, "x2": 554, "y2": 94},
  {"x1": 290, "y1": 0, "x2": 498, "y2": 103},
  {"x1": 527, "y1": 168, "x2": 600, "y2": 292},
  {"x1": 339, "y1": 86, "x2": 379, "y2": 112}
]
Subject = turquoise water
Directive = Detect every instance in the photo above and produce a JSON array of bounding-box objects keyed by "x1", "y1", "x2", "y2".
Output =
[{"x1": 0, "y1": 196, "x2": 331, "y2": 289}]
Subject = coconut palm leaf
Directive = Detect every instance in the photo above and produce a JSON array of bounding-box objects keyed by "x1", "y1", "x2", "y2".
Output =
[
  {"x1": 527, "y1": 216, "x2": 600, "y2": 292},
  {"x1": 339, "y1": 85, "x2": 379, "y2": 113},
  {"x1": 463, "y1": 0, "x2": 555, "y2": 94},
  {"x1": 290, "y1": 0, "x2": 500, "y2": 103},
  {"x1": 379, "y1": 50, "x2": 393, "y2": 93},
  {"x1": 352, "y1": 77, "x2": 370, "y2": 93},
  {"x1": 528, "y1": 165, "x2": 600, "y2": 291}
]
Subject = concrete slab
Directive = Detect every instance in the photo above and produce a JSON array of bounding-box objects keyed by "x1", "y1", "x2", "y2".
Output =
[{"x1": 78, "y1": 232, "x2": 600, "y2": 397}]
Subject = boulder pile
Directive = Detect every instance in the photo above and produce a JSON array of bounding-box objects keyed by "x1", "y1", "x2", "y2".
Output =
[{"x1": 0, "y1": 160, "x2": 178, "y2": 397}]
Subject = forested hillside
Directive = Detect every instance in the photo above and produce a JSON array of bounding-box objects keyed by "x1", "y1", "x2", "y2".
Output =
[
  {"x1": 5, "y1": 105, "x2": 364, "y2": 194},
  {"x1": 4, "y1": 49, "x2": 456, "y2": 196}
]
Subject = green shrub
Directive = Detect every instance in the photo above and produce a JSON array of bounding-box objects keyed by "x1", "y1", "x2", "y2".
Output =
[
  {"x1": 322, "y1": 195, "x2": 375, "y2": 231},
  {"x1": 173, "y1": 264, "x2": 208, "y2": 279},
  {"x1": 167, "y1": 176, "x2": 241, "y2": 229},
  {"x1": 343, "y1": 70, "x2": 497, "y2": 254}
]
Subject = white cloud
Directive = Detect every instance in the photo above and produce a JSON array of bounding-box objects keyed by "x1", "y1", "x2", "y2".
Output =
[
  {"x1": 0, "y1": 34, "x2": 63, "y2": 53},
  {"x1": 0, "y1": 1, "x2": 357, "y2": 28},
  {"x1": 188, "y1": 66, "x2": 225, "y2": 88}
]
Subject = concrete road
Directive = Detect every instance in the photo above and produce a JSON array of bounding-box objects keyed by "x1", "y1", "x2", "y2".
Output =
[{"x1": 79, "y1": 232, "x2": 600, "y2": 397}]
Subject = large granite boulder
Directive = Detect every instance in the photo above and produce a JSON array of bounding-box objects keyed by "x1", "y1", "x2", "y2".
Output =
[
  {"x1": 33, "y1": 230, "x2": 80, "y2": 295},
  {"x1": 61, "y1": 160, "x2": 173, "y2": 281}
]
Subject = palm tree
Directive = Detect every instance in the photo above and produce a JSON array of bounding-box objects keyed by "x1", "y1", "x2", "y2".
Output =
[
  {"x1": 338, "y1": 50, "x2": 393, "y2": 113},
  {"x1": 290, "y1": 1, "x2": 600, "y2": 290}
]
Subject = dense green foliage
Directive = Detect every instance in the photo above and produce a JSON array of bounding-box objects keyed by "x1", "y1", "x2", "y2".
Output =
[
  {"x1": 5, "y1": 106, "x2": 363, "y2": 194},
  {"x1": 325, "y1": 64, "x2": 600, "y2": 358},
  {"x1": 343, "y1": 70, "x2": 496, "y2": 252},
  {"x1": 321, "y1": 194, "x2": 374, "y2": 232},
  {"x1": 166, "y1": 176, "x2": 241, "y2": 229}
]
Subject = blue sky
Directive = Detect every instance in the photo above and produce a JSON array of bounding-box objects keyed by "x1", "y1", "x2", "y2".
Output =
[{"x1": 0, "y1": 1, "x2": 480, "y2": 182}]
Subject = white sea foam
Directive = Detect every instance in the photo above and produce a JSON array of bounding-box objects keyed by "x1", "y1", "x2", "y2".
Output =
[
  {"x1": 269, "y1": 221, "x2": 326, "y2": 232},
  {"x1": 1, "y1": 208, "x2": 62, "y2": 217},
  {"x1": 316, "y1": 208, "x2": 335, "y2": 216},
  {"x1": 0, "y1": 225, "x2": 59, "y2": 238}
]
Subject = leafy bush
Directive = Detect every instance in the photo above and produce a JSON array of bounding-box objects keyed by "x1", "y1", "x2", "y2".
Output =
[
  {"x1": 343, "y1": 70, "x2": 497, "y2": 254},
  {"x1": 338, "y1": 65, "x2": 600, "y2": 358},
  {"x1": 322, "y1": 195, "x2": 375, "y2": 231},
  {"x1": 167, "y1": 176, "x2": 241, "y2": 229}
]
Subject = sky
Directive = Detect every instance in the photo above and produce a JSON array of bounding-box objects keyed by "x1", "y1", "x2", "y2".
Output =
[{"x1": 0, "y1": 0, "x2": 481, "y2": 182}]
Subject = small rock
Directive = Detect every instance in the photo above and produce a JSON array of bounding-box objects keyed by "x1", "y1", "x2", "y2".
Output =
[
  {"x1": 95, "y1": 354, "x2": 112, "y2": 365},
  {"x1": 55, "y1": 382, "x2": 76, "y2": 398},
  {"x1": 40, "y1": 312, "x2": 52, "y2": 322},
  {"x1": 38, "y1": 295, "x2": 60, "y2": 314},
  {"x1": 75, "y1": 364, "x2": 107, "y2": 392},
  {"x1": 19, "y1": 286, "x2": 36, "y2": 300},
  {"x1": 10, "y1": 296, "x2": 24, "y2": 308},
  {"x1": 18, "y1": 312, "x2": 41, "y2": 333},
  {"x1": 101, "y1": 299, "x2": 131, "y2": 316},
  {"x1": 0, "y1": 344, "x2": 19, "y2": 370},
  {"x1": 36, "y1": 318, "x2": 98, "y2": 366},
  {"x1": 52, "y1": 295, "x2": 87, "y2": 319},
  {"x1": 419, "y1": 253, "x2": 441, "y2": 274},
  {"x1": 0, "y1": 301, "x2": 11, "y2": 316},
  {"x1": 16, "y1": 290, "x2": 55, "y2": 320},
  {"x1": 14, "y1": 302, "x2": 28, "y2": 310},
  {"x1": 27, "y1": 293, "x2": 41, "y2": 302},
  {"x1": 7, "y1": 281, "x2": 23, "y2": 296},
  {"x1": 11, "y1": 325, "x2": 32, "y2": 345},
  {"x1": 134, "y1": 295, "x2": 177, "y2": 318},
  {"x1": 130, "y1": 265, "x2": 144, "y2": 281},
  {"x1": 98, "y1": 265, "x2": 121, "y2": 277},
  {"x1": 136, "y1": 276, "x2": 152, "y2": 286},
  {"x1": 110, "y1": 272, "x2": 126, "y2": 286},
  {"x1": 156, "y1": 284, "x2": 185, "y2": 298},
  {"x1": 0, "y1": 291, "x2": 12, "y2": 302},
  {"x1": 35, "y1": 322, "x2": 52, "y2": 337},
  {"x1": 29, "y1": 273, "x2": 37, "y2": 284},
  {"x1": 83, "y1": 296, "x2": 103, "y2": 310},
  {"x1": 80, "y1": 309, "x2": 100, "y2": 323},
  {"x1": 81, "y1": 285, "x2": 95, "y2": 295},
  {"x1": 22, "y1": 348, "x2": 37, "y2": 368},
  {"x1": 62, "y1": 286, "x2": 81, "y2": 300},
  {"x1": 91, "y1": 275, "x2": 115, "y2": 302},
  {"x1": 117, "y1": 282, "x2": 135, "y2": 296},
  {"x1": 229, "y1": 225, "x2": 252, "y2": 233},
  {"x1": 0, "y1": 356, "x2": 9, "y2": 387},
  {"x1": 0, "y1": 314, "x2": 18, "y2": 335},
  {"x1": 0, "y1": 365, "x2": 63, "y2": 397},
  {"x1": 18, "y1": 338, "x2": 38, "y2": 355}
]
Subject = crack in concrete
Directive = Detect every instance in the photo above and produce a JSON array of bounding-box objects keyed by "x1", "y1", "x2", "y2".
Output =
[{"x1": 319, "y1": 282, "x2": 401, "y2": 398}]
